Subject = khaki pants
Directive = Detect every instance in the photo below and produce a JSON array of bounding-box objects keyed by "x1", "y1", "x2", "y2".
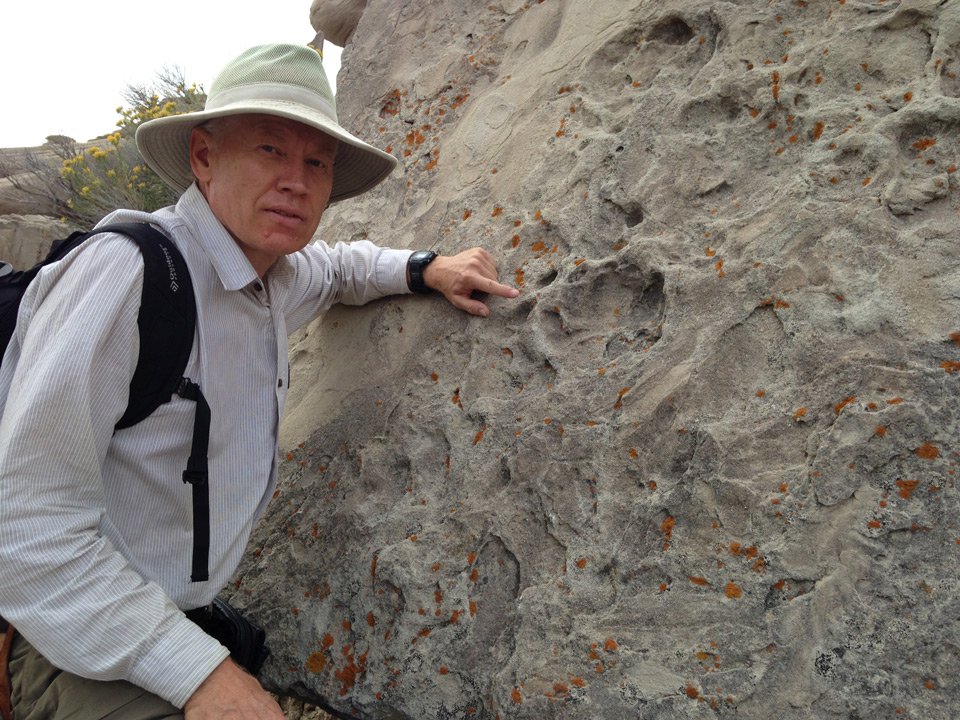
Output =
[{"x1": 9, "y1": 635, "x2": 182, "y2": 720}]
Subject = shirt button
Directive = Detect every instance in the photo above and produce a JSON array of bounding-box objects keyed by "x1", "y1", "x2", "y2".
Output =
[{"x1": 278, "y1": 378, "x2": 283, "y2": 388}]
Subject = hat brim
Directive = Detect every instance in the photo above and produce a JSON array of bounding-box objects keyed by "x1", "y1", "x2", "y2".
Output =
[{"x1": 135, "y1": 100, "x2": 398, "y2": 203}]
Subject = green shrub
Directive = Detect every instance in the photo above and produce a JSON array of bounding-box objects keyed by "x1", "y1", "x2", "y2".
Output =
[{"x1": 55, "y1": 69, "x2": 205, "y2": 225}]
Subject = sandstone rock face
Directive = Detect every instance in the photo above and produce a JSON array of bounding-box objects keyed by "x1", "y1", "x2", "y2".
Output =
[
  {"x1": 309, "y1": 0, "x2": 367, "y2": 47},
  {"x1": 232, "y1": 1, "x2": 960, "y2": 718},
  {"x1": 0, "y1": 215, "x2": 67, "y2": 269}
]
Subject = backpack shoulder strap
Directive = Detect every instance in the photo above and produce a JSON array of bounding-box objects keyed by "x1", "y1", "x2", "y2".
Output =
[
  {"x1": 99, "y1": 223, "x2": 197, "y2": 429},
  {"x1": 102, "y1": 223, "x2": 210, "y2": 582}
]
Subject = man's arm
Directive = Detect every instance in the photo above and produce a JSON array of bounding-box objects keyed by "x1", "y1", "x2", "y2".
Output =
[{"x1": 0, "y1": 236, "x2": 227, "y2": 707}]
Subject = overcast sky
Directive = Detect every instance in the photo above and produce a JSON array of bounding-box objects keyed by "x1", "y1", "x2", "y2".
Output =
[{"x1": 2, "y1": 2, "x2": 341, "y2": 148}]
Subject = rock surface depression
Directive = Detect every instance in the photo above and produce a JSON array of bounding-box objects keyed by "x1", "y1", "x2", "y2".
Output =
[{"x1": 229, "y1": 1, "x2": 960, "y2": 718}]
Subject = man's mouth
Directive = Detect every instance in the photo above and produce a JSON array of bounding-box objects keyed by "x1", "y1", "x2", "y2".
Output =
[{"x1": 267, "y1": 208, "x2": 304, "y2": 222}]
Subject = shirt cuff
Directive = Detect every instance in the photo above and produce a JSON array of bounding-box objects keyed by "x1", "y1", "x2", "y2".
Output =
[
  {"x1": 127, "y1": 613, "x2": 231, "y2": 708},
  {"x1": 378, "y1": 248, "x2": 414, "y2": 294}
]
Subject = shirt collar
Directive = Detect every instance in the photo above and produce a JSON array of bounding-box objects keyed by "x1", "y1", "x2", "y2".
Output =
[{"x1": 176, "y1": 184, "x2": 263, "y2": 292}]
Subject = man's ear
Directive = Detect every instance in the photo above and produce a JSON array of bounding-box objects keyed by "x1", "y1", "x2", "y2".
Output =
[{"x1": 189, "y1": 125, "x2": 214, "y2": 185}]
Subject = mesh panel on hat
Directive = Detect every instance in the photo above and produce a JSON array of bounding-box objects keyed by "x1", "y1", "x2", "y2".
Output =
[{"x1": 210, "y1": 45, "x2": 336, "y2": 110}]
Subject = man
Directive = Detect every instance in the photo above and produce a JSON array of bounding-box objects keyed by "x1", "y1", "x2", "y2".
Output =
[{"x1": 0, "y1": 43, "x2": 518, "y2": 719}]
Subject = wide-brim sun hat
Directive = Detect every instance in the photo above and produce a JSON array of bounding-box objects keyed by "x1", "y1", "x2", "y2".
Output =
[{"x1": 136, "y1": 43, "x2": 397, "y2": 203}]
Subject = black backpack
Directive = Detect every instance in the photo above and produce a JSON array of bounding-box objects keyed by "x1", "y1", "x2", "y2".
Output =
[{"x1": 0, "y1": 223, "x2": 211, "y2": 585}]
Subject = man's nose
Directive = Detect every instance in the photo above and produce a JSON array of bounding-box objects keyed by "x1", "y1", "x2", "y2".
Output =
[{"x1": 277, "y1": 157, "x2": 309, "y2": 192}]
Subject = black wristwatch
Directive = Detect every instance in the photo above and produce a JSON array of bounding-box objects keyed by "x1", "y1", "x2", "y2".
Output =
[{"x1": 407, "y1": 250, "x2": 438, "y2": 294}]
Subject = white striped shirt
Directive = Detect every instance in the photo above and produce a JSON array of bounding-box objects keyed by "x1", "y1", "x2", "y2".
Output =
[{"x1": 0, "y1": 184, "x2": 411, "y2": 707}]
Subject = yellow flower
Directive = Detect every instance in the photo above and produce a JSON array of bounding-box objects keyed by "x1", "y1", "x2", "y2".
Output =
[
  {"x1": 80, "y1": 186, "x2": 91, "y2": 195},
  {"x1": 106, "y1": 169, "x2": 116, "y2": 178}
]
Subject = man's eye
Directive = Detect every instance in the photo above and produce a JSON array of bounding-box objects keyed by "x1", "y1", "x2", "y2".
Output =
[{"x1": 260, "y1": 145, "x2": 280, "y2": 154}]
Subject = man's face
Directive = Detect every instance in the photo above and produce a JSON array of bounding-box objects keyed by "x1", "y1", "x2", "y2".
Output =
[{"x1": 190, "y1": 114, "x2": 338, "y2": 276}]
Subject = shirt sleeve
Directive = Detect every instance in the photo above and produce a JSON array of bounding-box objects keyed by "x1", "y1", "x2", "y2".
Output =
[
  {"x1": 282, "y1": 238, "x2": 413, "y2": 333},
  {"x1": 0, "y1": 234, "x2": 228, "y2": 708}
]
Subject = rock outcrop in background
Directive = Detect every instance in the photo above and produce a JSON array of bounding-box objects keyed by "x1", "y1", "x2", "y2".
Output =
[
  {"x1": 230, "y1": 1, "x2": 960, "y2": 718},
  {"x1": 0, "y1": 147, "x2": 67, "y2": 265}
]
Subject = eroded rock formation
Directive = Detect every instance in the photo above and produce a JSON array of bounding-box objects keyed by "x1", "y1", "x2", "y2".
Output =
[{"x1": 231, "y1": 1, "x2": 960, "y2": 718}]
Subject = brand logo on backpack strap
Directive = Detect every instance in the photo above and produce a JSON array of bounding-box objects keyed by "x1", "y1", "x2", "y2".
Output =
[{"x1": 159, "y1": 246, "x2": 180, "y2": 292}]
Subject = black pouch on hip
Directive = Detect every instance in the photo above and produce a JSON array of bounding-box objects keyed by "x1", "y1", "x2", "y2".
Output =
[{"x1": 186, "y1": 598, "x2": 270, "y2": 675}]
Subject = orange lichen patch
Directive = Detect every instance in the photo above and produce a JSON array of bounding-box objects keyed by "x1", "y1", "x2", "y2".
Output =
[
  {"x1": 792, "y1": 407, "x2": 808, "y2": 422},
  {"x1": 756, "y1": 389, "x2": 766, "y2": 398},
  {"x1": 887, "y1": 397, "x2": 904, "y2": 405},
  {"x1": 462, "y1": 209, "x2": 472, "y2": 221},
  {"x1": 614, "y1": 387, "x2": 631, "y2": 410},
  {"x1": 812, "y1": 121, "x2": 825, "y2": 140},
  {"x1": 470, "y1": 568, "x2": 480, "y2": 582},
  {"x1": 334, "y1": 647, "x2": 366, "y2": 697},
  {"x1": 689, "y1": 575, "x2": 711, "y2": 587},
  {"x1": 408, "y1": 534, "x2": 418, "y2": 542},
  {"x1": 714, "y1": 259, "x2": 726, "y2": 278},
  {"x1": 724, "y1": 582, "x2": 743, "y2": 599},
  {"x1": 659, "y1": 582, "x2": 670, "y2": 593},
  {"x1": 862, "y1": 176, "x2": 872, "y2": 186},
  {"x1": 924, "y1": 679, "x2": 936, "y2": 690},
  {"x1": 571, "y1": 676, "x2": 586, "y2": 688},
  {"x1": 603, "y1": 637, "x2": 619, "y2": 652},
  {"x1": 322, "y1": 633, "x2": 335, "y2": 648},
  {"x1": 307, "y1": 652, "x2": 327, "y2": 674},
  {"x1": 491, "y1": 206, "x2": 503, "y2": 217},
  {"x1": 904, "y1": 91, "x2": 914, "y2": 102},
  {"x1": 450, "y1": 610, "x2": 463, "y2": 624},
  {"x1": 435, "y1": 589, "x2": 443, "y2": 605},
  {"x1": 833, "y1": 395, "x2": 857, "y2": 415},
  {"x1": 661, "y1": 516, "x2": 676, "y2": 551},
  {"x1": 366, "y1": 612, "x2": 376, "y2": 628},
  {"x1": 514, "y1": 268, "x2": 525, "y2": 286},
  {"x1": 912, "y1": 137, "x2": 937, "y2": 152},
  {"x1": 686, "y1": 684, "x2": 701, "y2": 699},
  {"x1": 705, "y1": 246, "x2": 716, "y2": 257},
  {"x1": 472, "y1": 429, "x2": 485, "y2": 445},
  {"x1": 915, "y1": 443, "x2": 940, "y2": 460},
  {"x1": 874, "y1": 425, "x2": 888, "y2": 437},
  {"x1": 439, "y1": 666, "x2": 449, "y2": 675},
  {"x1": 469, "y1": 600, "x2": 479, "y2": 617},
  {"x1": 467, "y1": 551, "x2": 477, "y2": 565},
  {"x1": 552, "y1": 682, "x2": 570, "y2": 696},
  {"x1": 896, "y1": 479, "x2": 920, "y2": 499},
  {"x1": 941, "y1": 360, "x2": 960, "y2": 374},
  {"x1": 949, "y1": 331, "x2": 960, "y2": 345},
  {"x1": 772, "y1": 71, "x2": 781, "y2": 102},
  {"x1": 867, "y1": 519, "x2": 882, "y2": 529},
  {"x1": 511, "y1": 688, "x2": 523, "y2": 704},
  {"x1": 575, "y1": 557, "x2": 588, "y2": 569},
  {"x1": 628, "y1": 447, "x2": 639, "y2": 459}
]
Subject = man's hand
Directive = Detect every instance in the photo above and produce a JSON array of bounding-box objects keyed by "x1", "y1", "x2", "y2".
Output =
[
  {"x1": 421, "y1": 248, "x2": 520, "y2": 317},
  {"x1": 184, "y1": 658, "x2": 284, "y2": 719}
]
